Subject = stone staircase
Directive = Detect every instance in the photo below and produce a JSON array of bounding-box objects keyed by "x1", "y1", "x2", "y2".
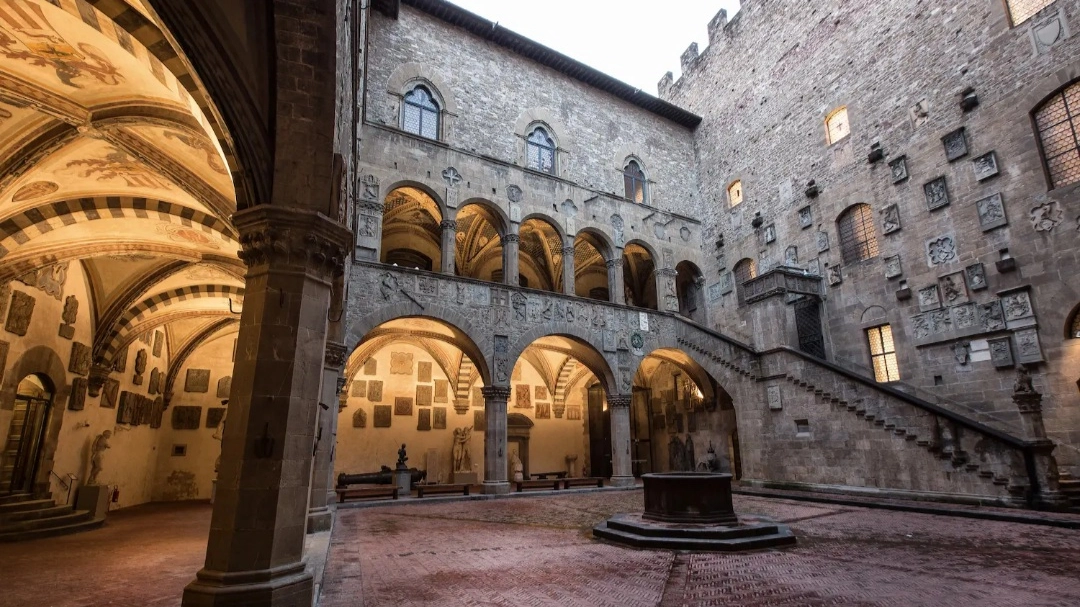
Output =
[
  {"x1": 675, "y1": 320, "x2": 1059, "y2": 508},
  {"x1": 0, "y1": 491, "x2": 103, "y2": 542}
]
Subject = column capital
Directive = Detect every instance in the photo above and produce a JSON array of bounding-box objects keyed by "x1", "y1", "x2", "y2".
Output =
[
  {"x1": 235, "y1": 205, "x2": 353, "y2": 280},
  {"x1": 481, "y1": 385, "x2": 512, "y2": 400},
  {"x1": 501, "y1": 233, "x2": 520, "y2": 245},
  {"x1": 607, "y1": 394, "x2": 632, "y2": 408},
  {"x1": 440, "y1": 219, "x2": 458, "y2": 231},
  {"x1": 324, "y1": 340, "x2": 347, "y2": 369},
  {"x1": 606, "y1": 258, "x2": 623, "y2": 269},
  {"x1": 657, "y1": 267, "x2": 677, "y2": 277}
]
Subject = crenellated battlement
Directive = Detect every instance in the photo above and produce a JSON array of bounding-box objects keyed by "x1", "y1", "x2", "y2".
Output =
[{"x1": 656, "y1": 2, "x2": 757, "y2": 99}]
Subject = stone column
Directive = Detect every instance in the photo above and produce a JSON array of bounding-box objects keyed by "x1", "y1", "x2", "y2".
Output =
[
  {"x1": 182, "y1": 206, "x2": 350, "y2": 607},
  {"x1": 481, "y1": 386, "x2": 511, "y2": 495},
  {"x1": 307, "y1": 341, "x2": 346, "y2": 534},
  {"x1": 561, "y1": 245, "x2": 576, "y2": 296},
  {"x1": 608, "y1": 394, "x2": 635, "y2": 487},
  {"x1": 607, "y1": 257, "x2": 625, "y2": 305},
  {"x1": 502, "y1": 233, "x2": 520, "y2": 287},
  {"x1": 440, "y1": 219, "x2": 457, "y2": 275},
  {"x1": 657, "y1": 268, "x2": 679, "y2": 312}
]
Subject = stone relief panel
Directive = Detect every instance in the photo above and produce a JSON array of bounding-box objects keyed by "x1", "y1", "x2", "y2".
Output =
[
  {"x1": 1031, "y1": 10, "x2": 1070, "y2": 54},
  {"x1": 763, "y1": 224, "x2": 776, "y2": 244},
  {"x1": 417, "y1": 361, "x2": 432, "y2": 383},
  {"x1": 965, "y1": 263, "x2": 987, "y2": 291},
  {"x1": 433, "y1": 407, "x2": 447, "y2": 429},
  {"x1": 925, "y1": 234, "x2": 956, "y2": 266},
  {"x1": 881, "y1": 204, "x2": 901, "y2": 235},
  {"x1": 827, "y1": 265, "x2": 842, "y2": 286},
  {"x1": 5, "y1": 291, "x2": 35, "y2": 336},
  {"x1": 390, "y1": 352, "x2": 414, "y2": 375},
  {"x1": 719, "y1": 271, "x2": 734, "y2": 295},
  {"x1": 68, "y1": 342, "x2": 91, "y2": 376},
  {"x1": 918, "y1": 285, "x2": 941, "y2": 311},
  {"x1": 884, "y1": 255, "x2": 902, "y2": 279},
  {"x1": 938, "y1": 273, "x2": 968, "y2": 306},
  {"x1": 924, "y1": 177, "x2": 950, "y2": 211},
  {"x1": 59, "y1": 295, "x2": 78, "y2": 339},
  {"x1": 976, "y1": 193, "x2": 1007, "y2": 231},
  {"x1": 798, "y1": 206, "x2": 813, "y2": 229},
  {"x1": 368, "y1": 380, "x2": 384, "y2": 402},
  {"x1": 972, "y1": 151, "x2": 999, "y2": 181},
  {"x1": 364, "y1": 358, "x2": 377, "y2": 375},
  {"x1": 171, "y1": 406, "x2": 202, "y2": 430},
  {"x1": 394, "y1": 396, "x2": 413, "y2": 416},
  {"x1": 942, "y1": 127, "x2": 968, "y2": 161},
  {"x1": 889, "y1": 156, "x2": 908, "y2": 183},
  {"x1": 978, "y1": 301, "x2": 1006, "y2": 332},
  {"x1": 784, "y1": 246, "x2": 798, "y2": 267},
  {"x1": 1029, "y1": 200, "x2": 1063, "y2": 232},
  {"x1": 416, "y1": 384, "x2": 433, "y2": 407},
  {"x1": 353, "y1": 408, "x2": 367, "y2": 428},
  {"x1": 373, "y1": 405, "x2": 392, "y2": 428},
  {"x1": 909, "y1": 99, "x2": 930, "y2": 129},
  {"x1": 816, "y1": 230, "x2": 830, "y2": 253},
  {"x1": 1000, "y1": 289, "x2": 1034, "y2": 326},
  {"x1": 766, "y1": 384, "x2": 782, "y2": 410},
  {"x1": 68, "y1": 377, "x2": 87, "y2": 411},
  {"x1": 417, "y1": 408, "x2": 431, "y2": 431},
  {"x1": 217, "y1": 376, "x2": 232, "y2": 398},
  {"x1": 434, "y1": 379, "x2": 448, "y2": 403},
  {"x1": 952, "y1": 303, "x2": 977, "y2": 332},
  {"x1": 988, "y1": 337, "x2": 1014, "y2": 368},
  {"x1": 1013, "y1": 328, "x2": 1043, "y2": 363},
  {"x1": 185, "y1": 369, "x2": 210, "y2": 393}
]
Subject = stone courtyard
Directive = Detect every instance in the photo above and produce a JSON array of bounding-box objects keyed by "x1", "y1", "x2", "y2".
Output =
[{"x1": 4, "y1": 490, "x2": 1079, "y2": 607}]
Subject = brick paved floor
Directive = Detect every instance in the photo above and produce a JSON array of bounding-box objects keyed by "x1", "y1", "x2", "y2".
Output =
[
  {"x1": 2, "y1": 492, "x2": 1078, "y2": 606},
  {"x1": 321, "y1": 491, "x2": 1080, "y2": 607}
]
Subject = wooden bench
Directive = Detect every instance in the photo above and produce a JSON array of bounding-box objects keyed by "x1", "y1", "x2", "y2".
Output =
[
  {"x1": 335, "y1": 485, "x2": 399, "y2": 503},
  {"x1": 416, "y1": 483, "x2": 471, "y2": 498},
  {"x1": 530, "y1": 471, "x2": 568, "y2": 480},
  {"x1": 561, "y1": 477, "x2": 605, "y2": 489},
  {"x1": 515, "y1": 479, "x2": 561, "y2": 492}
]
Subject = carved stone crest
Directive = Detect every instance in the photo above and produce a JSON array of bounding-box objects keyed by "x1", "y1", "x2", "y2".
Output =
[
  {"x1": 978, "y1": 301, "x2": 1005, "y2": 331},
  {"x1": 988, "y1": 337, "x2": 1014, "y2": 368},
  {"x1": 816, "y1": 230, "x2": 829, "y2": 253},
  {"x1": 1013, "y1": 328, "x2": 1043, "y2": 363},
  {"x1": 942, "y1": 128, "x2": 968, "y2": 162},
  {"x1": 976, "y1": 193, "x2": 1007, "y2": 231},
  {"x1": 926, "y1": 234, "x2": 956, "y2": 266},
  {"x1": 784, "y1": 246, "x2": 798, "y2": 266},
  {"x1": 361, "y1": 174, "x2": 380, "y2": 200},
  {"x1": 506, "y1": 184, "x2": 523, "y2": 202},
  {"x1": 938, "y1": 272, "x2": 968, "y2": 306},
  {"x1": 909, "y1": 99, "x2": 929, "y2": 129},
  {"x1": 441, "y1": 167, "x2": 462, "y2": 187},
  {"x1": 763, "y1": 224, "x2": 776, "y2": 244},
  {"x1": 1001, "y1": 289, "x2": 1033, "y2": 322},
  {"x1": 1029, "y1": 200, "x2": 1063, "y2": 232},
  {"x1": 889, "y1": 156, "x2": 908, "y2": 183},
  {"x1": 881, "y1": 204, "x2": 901, "y2": 235},
  {"x1": 884, "y1": 255, "x2": 902, "y2": 279},
  {"x1": 972, "y1": 151, "x2": 999, "y2": 181},
  {"x1": 964, "y1": 263, "x2": 987, "y2": 291},
  {"x1": 798, "y1": 206, "x2": 813, "y2": 229},
  {"x1": 924, "y1": 177, "x2": 949, "y2": 211},
  {"x1": 827, "y1": 265, "x2": 842, "y2": 286},
  {"x1": 953, "y1": 341, "x2": 970, "y2": 365},
  {"x1": 1031, "y1": 11, "x2": 1069, "y2": 54},
  {"x1": 918, "y1": 285, "x2": 941, "y2": 311}
]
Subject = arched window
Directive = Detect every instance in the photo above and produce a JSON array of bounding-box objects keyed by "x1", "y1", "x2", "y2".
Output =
[
  {"x1": 623, "y1": 160, "x2": 647, "y2": 203},
  {"x1": 825, "y1": 107, "x2": 850, "y2": 145},
  {"x1": 733, "y1": 258, "x2": 756, "y2": 285},
  {"x1": 1070, "y1": 306, "x2": 1080, "y2": 338},
  {"x1": 837, "y1": 203, "x2": 879, "y2": 264},
  {"x1": 727, "y1": 180, "x2": 743, "y2": 207},
  {"x1": 1034, "y1": 80, "x2": 1080, "y2": 190},
  {"x1": 402, "y1": 85, "x2": 440, "y2": 140},
  {"x1": 1006, "y1": 0, "x2": 1055, "y2": 26},
  {"x1": 526, "y1": 126, "x2": 556, "y2": 174}
]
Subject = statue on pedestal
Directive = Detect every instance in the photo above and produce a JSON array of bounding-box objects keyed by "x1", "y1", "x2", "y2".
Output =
[
  {"x1": 88, "y1": 430, "x2": 112, "y2": 485},
  {"x1": 452, "y1": 426, "x2": 472, "y2": 472},
  {"x1": 396, "y1": 443, "x2": 408, "y2": 468},
  {"x1": 510, "y1": 452, "x2": 524, "y2": 482},
  {"x1": 1013, "y1": 364, "x2": 1036, "y2": 394}
]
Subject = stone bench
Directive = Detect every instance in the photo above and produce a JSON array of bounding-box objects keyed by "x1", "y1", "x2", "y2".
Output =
[
  {"x1": 335, "y1": 486, "x2": 399, "y2": 503},
  {"x1": 515, "y1": 479, "x2": 561, "y2": 492},
  {"x1": 531, "y1": 471, "x2": 568, "y2": 480},
  {"x1": 562, "y1": 477, "x2": 605, "y2": 489},
  {"x1": 416, "y1": 484, "x2": 471, "y2": 498}
]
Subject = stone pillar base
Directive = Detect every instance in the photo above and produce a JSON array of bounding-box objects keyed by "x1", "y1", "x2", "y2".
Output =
[
  {"x1": 306, "y1": 507, "x2": 332, "y2": 534},
  {"x1": 610, "y1": 475, "x2": 636, "y2": 488},
  {"x1": 75, "y1": 484, "x2": 109, "y2": 520},
  {"x1": 483, "y1": 481, "x2": 510, "y2": 495},
  {"x1": 182, "y1": 564, "x2": 313, "y2": 607}
]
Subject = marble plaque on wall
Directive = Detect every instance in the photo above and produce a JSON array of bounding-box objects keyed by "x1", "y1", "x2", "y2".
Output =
[
  {"x1": 368, "y1": 380, "x2": 383, "y2": 402},
  {"x1": 976, "y1": 193, "x2": 1007, "y2": 231},
  {"x1": 472, "y1": 386, "x2": 483, "y2": 408},
  {"x1": 5, "y1": 291, "x2": 35, "y2": 336},
  {"x1": 924, "y1": 177, "x2": 950, "y2": 211},
  {"x1": 185, "y1": 369, "x2": 211, "y2": 392},
  {"x1": 68, "y1": 377, "x2": 87, "y2": 411},
  {"x1": 152, "y1": 331, "x2": 163, "y2": 357},
  {"x1": 113, "y1": 346, "x2": 128, "y2": 373},
  {"x1": 417, "y1": 361, "x2": 432, "y2": 383},
  {"x1": 474, "y1": 409, "x2": 486, "y2": 431},
  {"x1": 0, "y1": 341, "x2": 8, "y2": 386},
  {"x1": 988, "y1": 337, "x2": 1014, "y2": 368},
  {"x1": 417, "y1": 408, "x2": 431, "y2": 431},
  {"x1": 148, "y1": 368, "x2": 160, "y2": 395},
  {"x1": 68, "y1": 341, "x2": 91, "y2": 376},
  {"x1": 938, "y1": 273, "x2": 968, "y2": 306},
  {"x1": 373, "y1": 405, "x2": 392, "y2": 428},
  {"x1": 964, "y1": 263, "x2": 987, "y2": 291},
  {"x1": 101, "y1": 378, "x2": 119, "y2": 409},
  {"x1": 353, "y1": 407, "x2": 367, "y2": 428},
  {"x1": 363, "y1": 358, "x2": 377, "y2": 375},
  {"x1": 416, "y1": 384, "x2": 433, "y2": 407},
  {"x1": 942, "y1": 127, "x2": 968, "y2": 161},
  {"x1": 352, "y1": 380, "x2": 367, "y2": 398},
  {"x1": 972, "y1": 151, "x2": 999, "y2": 181},
  {"x1": 390, "y1": 352, "x2": 413, "y2": 375},
  {"x1": 171, "y1": 406, "x2": 202, "y2": 430},
  {"x1": 434, "y1": 380, "x2": 448, "y2": 402},
  {"x1": 217, "y1": 376, "x2": 232, "y2": 398},
  {"x1": 535, "y1": 402, "x2": 551, "y2": 419},
  {"x1": 566, "y1": 405, "x2": 582, "y2": 421},
  {"x1": 433, "y1": 407, "x2": 447, "y2": 429},
  {"x1": 394, "y1": 396, "x2": 413, "y2": 416},
  {"x1": 918, "y1": 285, "x2": 941, "y2": 311},
  {"x1": 535, "y1": 385, "x2": 548, "y2": 400},
  {"x1": 1013, "y1": 328, "x2": 1044, "y2": 363},
  {"x1": 206, "y1": 407, "x2": 226, "y2": 429}
]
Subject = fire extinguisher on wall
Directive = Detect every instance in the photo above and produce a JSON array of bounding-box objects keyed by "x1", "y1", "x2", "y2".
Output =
[{"x1": 111, "y1": 486, "x2": 120, "y2": 504}]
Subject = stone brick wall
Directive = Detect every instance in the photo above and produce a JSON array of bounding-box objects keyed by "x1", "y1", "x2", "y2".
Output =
[
  {"x1": 365, "y1": 5, "x2": 703, "y2": 214},
  {"x1": 664, "y1": 0, "x2": 1080, "y2": 469}
]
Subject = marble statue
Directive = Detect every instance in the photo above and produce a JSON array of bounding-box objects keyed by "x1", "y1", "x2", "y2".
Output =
[
  {"x1": 88, "y1": 430, "x2": 112, "y2": 485},
  {"x1": 452, "y1": 426, "x2": 472, "y2": 472},
  {"x1": 212, "y1": 407, "x2": 228, "y2": 475},
  {"x1": 1013, "y1": 364, "x2": 1036, "y2": 394},
  {"x1": 510, "y1": 452, "x2": 524, "y2": 482}
]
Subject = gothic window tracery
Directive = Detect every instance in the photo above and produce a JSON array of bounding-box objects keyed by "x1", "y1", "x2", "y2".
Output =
[
  {"x1": 623, "y1": 159, "x2": 647, "y2": 203},
  {"x1": 1034, "y1": 79, "x2": 1080, "y2": 189},
  {"x1": 402, "y1": 85, "x2": 440, "y2": 140},
  {"x1": 526, "y1": 126, "x2": 556, "y2": 174}
]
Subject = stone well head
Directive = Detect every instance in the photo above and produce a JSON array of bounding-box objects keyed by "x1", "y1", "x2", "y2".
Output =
[{"x1": 641, "y1": 472, "x2": 738, "y2": 526}]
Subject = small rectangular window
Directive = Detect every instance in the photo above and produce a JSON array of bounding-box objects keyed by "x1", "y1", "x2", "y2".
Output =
[
  {"x1": 727, "y1": 180, "x2": 743, "y2": 207},
  {"x1": 795, "y1": 419, "x2": 810, "y2": 436},
  {"x1": 826, "y1": 107, "x2": 850, "y2": 145},
  {"x1": 866, "y1": 324, "x2": 900, "y2": 383},
  {"x1": 171, "y1": 444, "x2": 187, "y2": 457},
  {"x1": 1006, "y1": 0, "x2": 1055, "y2": 26}
]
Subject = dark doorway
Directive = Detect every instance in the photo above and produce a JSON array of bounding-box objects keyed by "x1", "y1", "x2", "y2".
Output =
[
  {"x1": 631, "y1": 388, "x2": 652, "y2": 476},
  {"x1": 1, "y1": 374, "x2": 54, "y2": 494},
  {"x1": 795, "y1": 298, "x2": 827, "y2": 359},
  {"x1": 586, "y1": 384, "x2": 611, "y2": 478},
  {"x1": 729, "y1": 429, "x2": 743, "y2": 480}
]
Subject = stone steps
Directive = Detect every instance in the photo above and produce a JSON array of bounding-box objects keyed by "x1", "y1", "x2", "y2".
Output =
[
  {"x1": 593, "y1": 515, "x2": 796, "y2": 552},
  {"x1": 0, "y1": 492, "x2": 34, "y2": 506},
  {"x1": 0, "y1": 503, "x2": 78, "y2": 523},
  {"x1": 0, "y1": 493, "x2": 105, "y2": 542},
  {"x1": 0, "y1": 516, "x2": 104, "y2": 543},
  {"x1": 0, "y1": 499, "x2": 55, "y2": 514}
]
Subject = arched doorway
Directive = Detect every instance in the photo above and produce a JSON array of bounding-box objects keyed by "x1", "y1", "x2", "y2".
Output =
[
  {"x1": 623, "y1": 242, "x2": 658, "y2": 310},
  {"x1": 574, "y1": 230, "x2": 612, "y2": 301},
  {"x1": 455, "y1": 202, "x2": 505, "y2": 283},
  {"x1": 518, "y1": 217, "x2": 563, "y2": 293},
  {"x1": 675, "y1": 260, "x2": 706, "y2": 322},
  {"x1": 1, "y1": 374, "x2": 55, "y2": 494},
  {"x1": 633, "y1": 349, "x2": 737, "y2": 476},
  {"x1": 382, "y1": 187, "x2": 443, "y2": 271}
]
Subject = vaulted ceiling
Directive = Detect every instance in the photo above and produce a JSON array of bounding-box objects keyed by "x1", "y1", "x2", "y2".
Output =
[{"x1": 0, "y1": 0, "x2": 243, "y2": 368}]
